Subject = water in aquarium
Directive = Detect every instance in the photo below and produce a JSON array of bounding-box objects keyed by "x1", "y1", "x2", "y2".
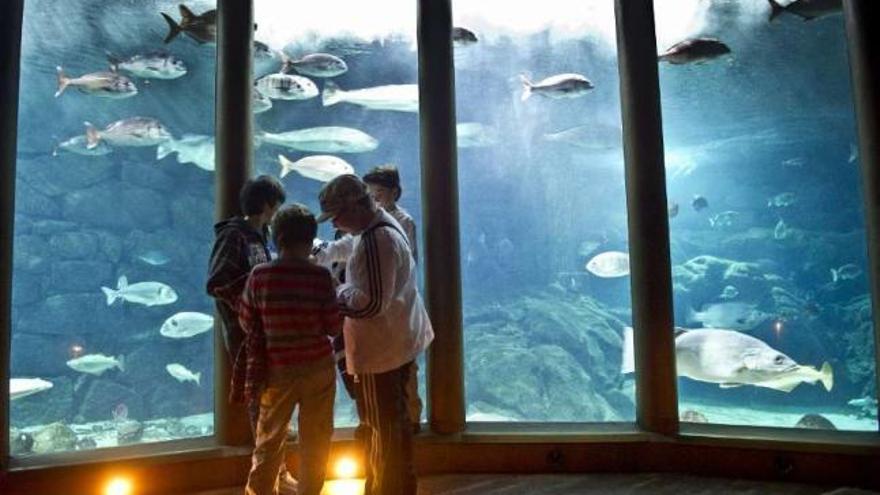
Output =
[{"x1": 8, "y1": 0, "x2": 878, "y2": 458}]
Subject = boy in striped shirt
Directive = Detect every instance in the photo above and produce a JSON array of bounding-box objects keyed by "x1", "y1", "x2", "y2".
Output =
[{"x1": 235, "y1": 204, "x2": 342, "y2": 495}]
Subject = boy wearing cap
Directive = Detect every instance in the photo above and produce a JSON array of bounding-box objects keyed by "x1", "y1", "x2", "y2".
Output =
[
  {"x1": 316, "y1": 174, "x2": 433, "y2": 495},
  {"x1": 234, "y1": 204, "x2": 342, "y2": 495}
]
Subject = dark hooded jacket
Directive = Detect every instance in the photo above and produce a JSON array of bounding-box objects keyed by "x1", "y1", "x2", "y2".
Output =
[{"x1": 206, "y1": 217, "x2": 272, "y2": 356}]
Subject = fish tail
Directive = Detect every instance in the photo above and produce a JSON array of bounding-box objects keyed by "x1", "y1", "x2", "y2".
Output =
[
  {"x1": 55, "y1": 66, "x2": 71, "y2": 98},
  {"x1": 101, "y1": 286, "x2": 119, "y2": 305},
  {"x1": 621, "y1": 326, "x2": 635, "y2": 374},
  {"x1": 161, "y1": 12, "x2": 182, "y2": 44},
  {"x1": 820, "y1": 361, "x2": 833, "y2": 391},
  {"x1": 117, "y1": 275, "x2": 129, "y2": 290},
  {"x1": 519, "y1": 74, "x2": 532, "y2": 101},
  {"x1": 322, "y1": 80, "x2": 343, "y2": 107},
  {"x1": 194, "y1": 372, "x2": 202, "y2": 386},
  {"x1": 767, "y1": 0, "x2": 784, "y2": 22},
  {"x1": 84, "y1": 121, "x2": 101, "y2": 149},
  {"x1": 117, "y1": 355, "x2": 126, "y2": 373},
  {"x1": 278, "y1": 154, "x2": 294, "y2": 178}
]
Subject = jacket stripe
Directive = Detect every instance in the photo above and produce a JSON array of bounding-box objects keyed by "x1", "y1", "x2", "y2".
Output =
[{"x1": 347, "y1": 228, "x2": 384, "y2": 318}]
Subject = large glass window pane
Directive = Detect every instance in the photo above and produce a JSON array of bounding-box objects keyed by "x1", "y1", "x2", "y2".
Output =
[
  {"x1": 10, "y1": 0, "x2": 217, "y2": 456},
  {"x1": 654, "y1": 1, "x2": 877, "y2": 430},
  {"x1": 253, "y1": 0, "x2": 422, "y2": 429},
  {"x1": 454, "y1": 2, "x2": 635, "y2": 423}
]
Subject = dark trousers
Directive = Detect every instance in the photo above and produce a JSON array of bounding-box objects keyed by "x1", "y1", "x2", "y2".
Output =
[{"x1": 356, "y1": 362, "x2": 416, "y2": 495}]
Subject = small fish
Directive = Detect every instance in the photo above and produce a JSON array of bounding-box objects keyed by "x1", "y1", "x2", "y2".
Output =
[
  {"x1": 847, "y1": 397, "x2": 878, "y2": 409},
  {"x1": 688, "y1": 302, "x2": 771, "y2": 330},
  {"x1": 773, "y1": 219, "x2": 791, "y2": 240},
  {"x1": 101, "y1": 275, "x2": 178, "y2": 306},
  {"x1": 708, "y1": 210, "x2": 739, "y2": 228},
  {"x1": 767, "y1": 0, "x2": 842, "y2": 22},
  {"x1": 10, "y1": 378, "x2": 53, "y2": 400},
  {"x1": 520, "y1": 73, "x2": 593, "y2": 101},
  {"x1": 161, "y1": 4, "x2": 217, "y2": 44},
  {"x1": 768, "y1": 192, "x2": 797, "y2": 208},
  {"x1": 55, "y1": 66, "x2": 137, "y2": 99},
  {"x1": 452, "y1": 26, "x2": 479, "y2": 47},
  {"x1": 108, "y1": 51, "x2": 187, "y2": 79},
  {"x1": 84, "y1": 117, "x2": 171, "y2": 149},
  {"x1": 322, "y1": 81, "x2": 419, "y2": 112},
  {"x1": 720, "y1": 285, "x2": 739, "y2": 300},
  {"x1": 691, "y1": 194, "x2": 709, "y2": 211},
  {"x1": 157, "y1": 134, "x2": 215, "y2": 171},
  {"x1": 166, "y1": 363, "x2": 201, "y2": 385},
  {"x1": 160, "y1": 312, "x2": 214, "y2": 339},
  {"x1": 136, "y1": 250, "x2": 171, "y2": 266},
  {"x1": 457, "y1": 123, "x2": 498, "y2": 148},
  {"x1": 830, "y1": 263, "x2": 862, "y2": 283},
  {"x1": 781, "y1": 156, "x2": 805, "y2": 168},
  {"x1": 252, "y1": 87, "x2": 273, "y2": 114},
  {"x1": 278, "y1": 154, "x2": 354, "y2": 182},
  {"x1": 541, "y1": 124, "x2": 622, "y2": 151},
  {"x1": 282, "y1": 52, "x2": 348, "y2": 78},
  {"x1": 256, "y1": 126, "x2": 379, "y2": 153},
  {"x1": 668, "y1": 202, "x2": 680, "y2": 218},
  {"x1": 54, "y1": 135, "x2": 113, "y2": 157},
  {"x1": 659, "y1": 38, "x2": 731, "y2": 65},
  {"x1": 255, "y1": 73, "x2": 319, "y2": 100},
  {"x1": 585, "y1": 251, "x2": 630, "y2": 278},
  {"x1": 67, "y1": 354, "x2": 125, "y2": 375},
  {"x1": 849, "y1": 143, "x2": 858, "y2": 164}
]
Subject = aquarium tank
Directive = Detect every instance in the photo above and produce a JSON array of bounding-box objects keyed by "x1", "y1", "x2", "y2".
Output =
[{"x1": 7, "y1": 0, "x2": 878, "y2": 459}]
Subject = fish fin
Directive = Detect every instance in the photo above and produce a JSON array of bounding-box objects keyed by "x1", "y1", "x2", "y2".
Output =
[
  {"x1": 195, "y1": 372, "x2": 201, "y2": 386},
  {"x1": 118, "y1": 275, "x2": 128, "y2": 290},
  {"x1": 519, "y1": 74, "x2": 532, "y2": 101},
  {"x1": 820, "y1": 361, "x2": 833, "y2": 391},
  {"x1": 322, "y1": 80, "x2": 343, "y2": 106},
  {"x1": 767, "y1": 0, "x2": 784, "y2": 22},
  {"x1": 849, "y1": 143, "x2": 858, "y2": 163},
  {"x1": 278, "y1": 154, "x2": 294, "y2": 178},
  {"x1": 719, "y1": 383, "x2": 743, "y2": 388},
  {"x1": 84, "y1": 121, "x2": 101, "y2": 149},
  {"x1": 101, "y1": 286, "x2": 118, "y2": 305},
  {"x1": 54, "y1": 66, "x2": 71, "y2": 98},
  {"x1": 621, "y1": 326, "x2": 635, "y2": 374},
  {"x1": 178, "y1": 4, "x2": 196, "y2": 21},
  {"x1": 117, "y1": 355, "x2": 126, "y2": 373},
  {"x1": 830, "y1": 268, "x2": 838, "y2": 283},
  {"x1": 161, "y1": 12, "x2": 182, "y2": 44}
]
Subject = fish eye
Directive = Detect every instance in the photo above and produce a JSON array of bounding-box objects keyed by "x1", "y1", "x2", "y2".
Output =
[{"x1": 774, "y1": 355, "x2": 785, "y2": 365}]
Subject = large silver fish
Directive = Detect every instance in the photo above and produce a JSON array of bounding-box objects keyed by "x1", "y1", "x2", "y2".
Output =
[
  {"x1": 542, "y1": 123, "x2": 622, "y2": 151},
  {"x1": 659, "y1": 38, "x2": 731, "y2": 64},
  {"x1": 585, "y1": 251, "x2": 630, "y2": 278},
  {"x1": 688, "y1": 302, "x2": 771, "y2": 331},
  {"x1": 53, "y1": 134, "x2": 113, "y2": 157},
  {"x1": 84, "y1": 117, "x2": 171, "y2": 149},
  {"x1": 55, "y1": 66, "x2": 137, "y2": 99},
  {"x1": 622, "y1": 327, "x2": 833, "y2": 392},
  {"x1": 282, "y1": 53, "x2": 348, "y2": 78},
  {"x1": 166, "y1": 363, "x2": 201, "y2": 385},
  {"x1": 101, "y1": 275, "x2": 178, "y2": 306},
  {"x1": 256, "y1": 126, "x2": 379, "y2": 153},
  {"x1": 768, "y1": 0, "x2": 841, "y2": 22},
  {"x1": 457, "y1": 123, "x2": 498, "y2": 148},
  {"x1": 322, "y1": 81, "x2": 419, "y2": 112},
  {"x1": 278, "y1": 154, "x2": 355, "y2": 182},
  {"x1": 520, "y1": 73, "x2": 593, "y2": 101},
  {"x1": 157, "y1": 134, "x2": 215, "y2": 171},
  {"x1": 161, "y1": 4, "x2": 216, "y2": 44},
  {"x1": 108, "y1": 51, "x2": 187, "y2": 79},
  {"x1": 255, "y1": 73, "x2": 319, "y2": 100},
  {"x1": 67, "y1": 354, "x2": 125, "y2": 376},
  {"x1": 10, "y1": 378, "x2": 53, "y2": 400},
  {"x1": 160, "y1": 312, "x2": 214, "y2": 339}
]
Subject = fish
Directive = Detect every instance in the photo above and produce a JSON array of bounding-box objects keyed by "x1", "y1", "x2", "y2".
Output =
[
  {"x1": 166, "y1": 363, "x2": 201, "y2": 385},
  {"x1": 256, "y1": 126, "x2": 379, "y2": 153},
  {"x1": 278, "y1": 154, "x2": 355, "y2": 182},
  {"x1": 135, "y1": 250, "x2": 171, "y2": 266},
  {"x1": 107, "y1": 51, "x2": 187, "y2": 79},
  {"x1": 781, "y1": 156, "x2": 805, "y2": 168},
  {"x1": 10, "y1": 378, "x2": 53, "y2": 400},
  {"x1": 67, "y1": 353, "x2": 125, "y2": 375},
  {"x1": 53, "y1": 135, "x2": 113, "y2": 157},
  {"x1": 708, "y1": 210, "x2": 739, "y2": 228},
  {"x1": 719, "y1": 285, "x2": 740, "y2": 300},
  {"x1": 668, "y1": 202, "x2": 679, "y2": 218},
  {"x1": 84, "y1": 117, "x2": 172, "y2": 149},
  {"x1": 622, "y1": 326, "x2": 833, "y2": 392},
  {"x1": 160, "y1": 312, "x2": 214, "y2": 339},
  {"x1": 658, "y1": 38, "x2": 731, "y2": 65},
  {"x1": 157, "y1": 134, "x2": 215, "y2": 171},
  {"x1": 255, "y1": 73, "x2": 319, "y2": 100},
  {"x1": 541, "y1": 124, "x2": 622, "y2": 151},
  {"x1": 773, "y1": 219, "x2": 791, "y2": 240},
  {"x1": 101, "y1": 275, "x2": 178, "y2": 306},
  {"x1": 688, "y1": 302, "x2": 771, "y2": 331},
  {"x1": 520, "y1": 73, "x2": 593, "y2": 101},
  {"x1": 767, "y1": 0, "x2": 842, "y2": 22},
  {"x1": 585, "y1": 251, "x2": 630, "y2": 278},
  {"x1": 55, "y1": 66, "x2": 137, "y2": 99},
  {"x1": 457, "y1": 123, "x2": 498, "y2": 148},
  {"x1": 161, "y1": 4, "x2": 217, "y2": 44},
  {"x1": 691, "y1": 195, "x2": 709, "y2": 211},
  {"x1": 849, "y1": 143, "x2": 858, "y2": 164},
  {"x1": 282, "y1": 52, "x2": 348, "y2": 78},
  {"x1": 768, "y1": 192, "x2": 797, "y2": 208},
  {"x1": 452, "y1": 26, "x2": 479, "y2": 47},
  {"x1": 847, "y1": 397, "x2": 878, "y2": 417},
  {"x1": 830, "y1": 263, "x2": 862, "y2": 283},
  {"x1": 253, "y1": 87, "x2": 273, "y2": 114},
  {"x1": 322, "y1": 81, "x2": 419, "y2": 112}
]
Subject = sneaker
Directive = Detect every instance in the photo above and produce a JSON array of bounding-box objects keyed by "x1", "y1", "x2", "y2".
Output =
[{"x1": 278, "y1": 471, "x2": 299, "y2": 495}]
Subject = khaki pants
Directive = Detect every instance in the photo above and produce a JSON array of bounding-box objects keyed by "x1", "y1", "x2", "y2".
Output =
[{"x1": 245, "y1": 365, "x2": 336, "y2": 495}]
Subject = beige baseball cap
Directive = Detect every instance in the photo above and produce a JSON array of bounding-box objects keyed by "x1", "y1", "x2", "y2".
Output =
[{"x1": 317, "y1": 174, "x2": 370, "y2": 223}]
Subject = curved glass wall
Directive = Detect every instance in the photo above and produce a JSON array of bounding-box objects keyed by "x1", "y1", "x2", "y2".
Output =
[
  {"x1": 253, "y1": 0, "x2": 423, "y2": 428},
  {"x1": 10, "y1": 0, "x2": 217, "y2": 456},
  {"x1": 454, "y1": 1, "x2": 635, "y2": 423},
  {"x1": 653, "y1": 0, "x2": 878, "y2": 430}
]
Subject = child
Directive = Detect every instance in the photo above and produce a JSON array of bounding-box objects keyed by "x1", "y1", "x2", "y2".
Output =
[{"x1": 234, "y1": 203, "x2": 342, "y2": 495}]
